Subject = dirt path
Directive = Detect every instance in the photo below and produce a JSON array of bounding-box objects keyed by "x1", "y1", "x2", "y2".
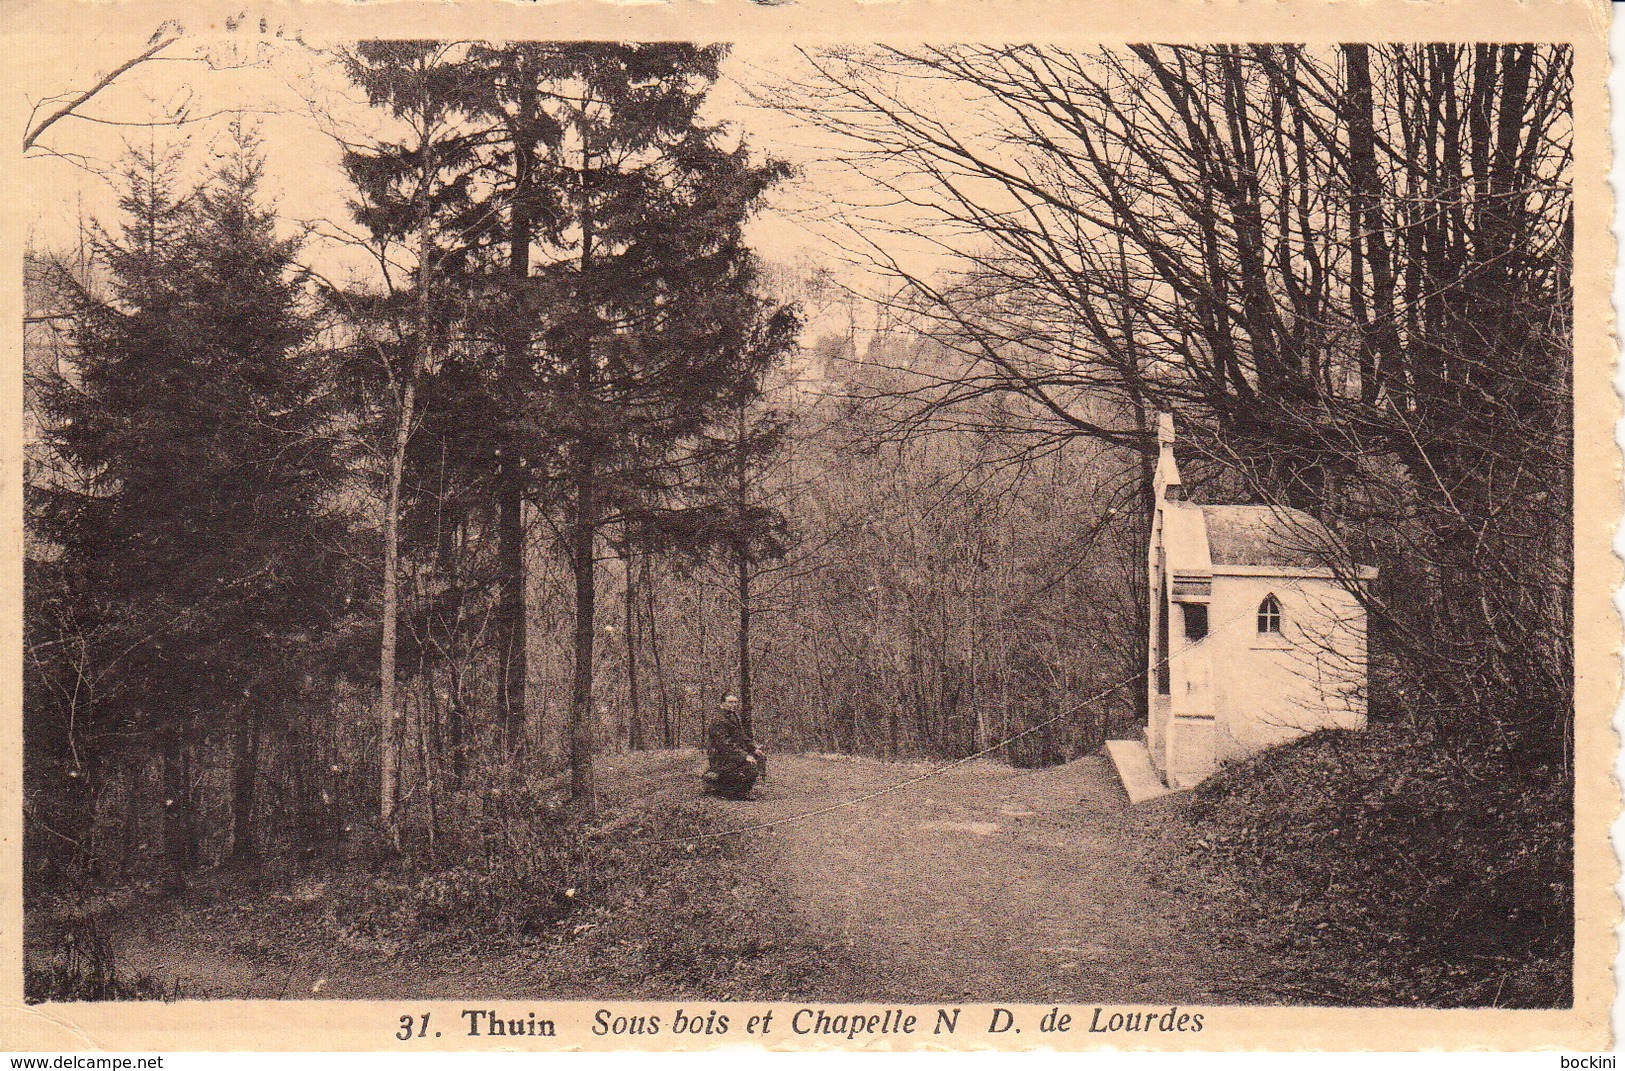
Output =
[{"x1": 685, "y1": 752, "x2": 1255, "y2": 1004}]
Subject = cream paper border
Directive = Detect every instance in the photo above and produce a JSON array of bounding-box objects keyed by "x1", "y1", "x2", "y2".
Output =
[{"x1": 0, "y1": 0, "x2": 1615, "y2": 1052}]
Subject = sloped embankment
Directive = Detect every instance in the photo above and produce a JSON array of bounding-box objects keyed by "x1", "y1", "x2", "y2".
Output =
[{"x1": 1145, "y1": 724, "x2": 1572, "y2": 1007}]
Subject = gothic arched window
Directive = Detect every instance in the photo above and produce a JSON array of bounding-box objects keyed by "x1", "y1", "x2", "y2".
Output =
[{"x1": 1257, "y1": 593, "x2": 1282, "y2": 635}]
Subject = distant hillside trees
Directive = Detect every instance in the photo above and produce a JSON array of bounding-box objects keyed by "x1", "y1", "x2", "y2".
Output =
[{"x1": 591, "y1": 318, "x2": 1145, "y2": 768}]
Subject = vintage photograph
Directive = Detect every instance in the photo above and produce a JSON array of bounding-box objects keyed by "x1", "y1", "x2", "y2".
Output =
[{"x1": 12, "y1": 3, "x2": 1605, "y2": 1042}]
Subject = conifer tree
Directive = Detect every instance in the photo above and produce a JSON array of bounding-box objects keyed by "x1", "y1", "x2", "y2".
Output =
[
  {"x1": 36, "y1": 131, "x2": 353, "y2": 881},
  {"x1": 674, "y1": 315, "x2": 801, "y2": 742},
  {"x1": 338, "y1": 40, "x2": 490, "y2": 823},
  {"x1": 464, "y1": 43, "x2": 564, "y2": 757},
  {"x1": 337, "y1": 42, "x2": 801, "y2": 808},
  {"x1": 487, "y1": 43, "x2": 795, "y2": 808}
]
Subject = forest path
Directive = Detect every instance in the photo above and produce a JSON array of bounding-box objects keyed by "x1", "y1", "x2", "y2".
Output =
[{"x1": 682, "y1": 752, "x2": 1256, "y2": 1005}]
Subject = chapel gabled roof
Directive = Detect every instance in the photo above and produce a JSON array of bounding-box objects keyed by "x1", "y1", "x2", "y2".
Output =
[
  {"x1": 1150, "y1": 412, "x2": 1374, "y2": 579},
  {"x1": 1199, "y1": 505, "x2": 1341, "y2": 569},
  {"x1": 1159, "y1": 502, "x2": 1209, "y2": 575}
]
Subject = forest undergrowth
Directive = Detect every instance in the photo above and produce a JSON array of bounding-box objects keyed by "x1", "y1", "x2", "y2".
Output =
[
  {"x1": 25, "y1": 770, "x2": 863, "y2": 1002},
  {"x1": 1154, "y1": 720, "x2": 1572, "y2": 1008}
]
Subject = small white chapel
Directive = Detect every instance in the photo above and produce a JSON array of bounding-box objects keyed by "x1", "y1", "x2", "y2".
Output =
[{"x1": 1109, "y1": 414, "x2": 1375, "y2": 798}]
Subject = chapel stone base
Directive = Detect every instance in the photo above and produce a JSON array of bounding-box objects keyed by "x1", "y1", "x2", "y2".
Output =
[{"x1": 1103, "y1": 739, "x2": 1175, "y2": 804}]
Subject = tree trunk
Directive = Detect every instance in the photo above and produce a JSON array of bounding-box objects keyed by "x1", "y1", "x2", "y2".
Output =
[
  {"x1": 159, "y1": 731, "x2": 189, "y2": 892},
  {"x1": 625, "y1": 544, "x2": 644, "y2": 750},
  {"x1": 228, "y1": 705, "x2": 261, "y2": 861},
  {"x1": 569, "y1": 457, "x2": 597, "y2": 809},
  {"x1": 446, "y1": 680, "x2": 466, "y2": 789},
  {"x1": 1343, "y1": 43, "x2": 1401, "y2": 407},
  {"x1": 737, "y1": 555, "x2": 753, "y2": 740},
  {"x1": 444, "y1": 522, "x2": 468, "y2": 789},
  {"x1": 568, "y1": 122, "x2": 598, "y2": 810},
  {"x1": 497, "y1": 472, "x2": 527, "y2": 751},
  {"x1": 379, "y1": 116, "x2": 438, "y2": 826},
  {"x1": 694, "y1": 586, "x2": 708, "y2": 746},
  {"x1": 57, "y1": 735, "x2": 97, "y2": 881},
  {"x1": 498, "y1": 63, "x2": 538, "y2": 754},
  {"x1": 417, "y1": 693, "x2": 438, "y2": 852},
  {"x1": 733, "y1": 403, "x2": 756, "y2": 742},
  {"x1": 378, "y1": 383, "x2": 410, "y2": 826},
  {"x1": 644, "y1": 556, "x2": 673, "y2": 747}
]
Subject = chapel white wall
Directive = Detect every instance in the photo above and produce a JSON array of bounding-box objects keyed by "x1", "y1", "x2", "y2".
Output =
[{"x1": 1207, "y1": 575, "x2": 1368, "y2": 765}]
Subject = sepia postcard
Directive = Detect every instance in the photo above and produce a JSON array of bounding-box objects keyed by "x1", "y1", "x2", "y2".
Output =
[{"x1": 0, "y1": 0, "x2": 1616, "y2": 1053}]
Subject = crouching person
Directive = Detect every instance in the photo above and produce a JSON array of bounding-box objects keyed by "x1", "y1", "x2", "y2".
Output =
[{"x1": 703, "y1": 694, "x2": 761, "y2": 799}]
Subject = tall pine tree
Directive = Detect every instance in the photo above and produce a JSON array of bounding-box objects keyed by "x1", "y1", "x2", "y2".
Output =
[
  {"x1": 35, "y1": 130, "x2": 353, "y2": 882},
  {"x1": 338, "y1": 40, "x2": 492, "y2": 823},
  {"x1": 490, "y1": 43, "x2": 795, "y2": 808},
  {"x1": 337, "y1": 43, "x2": 801, "y2": 809}
]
